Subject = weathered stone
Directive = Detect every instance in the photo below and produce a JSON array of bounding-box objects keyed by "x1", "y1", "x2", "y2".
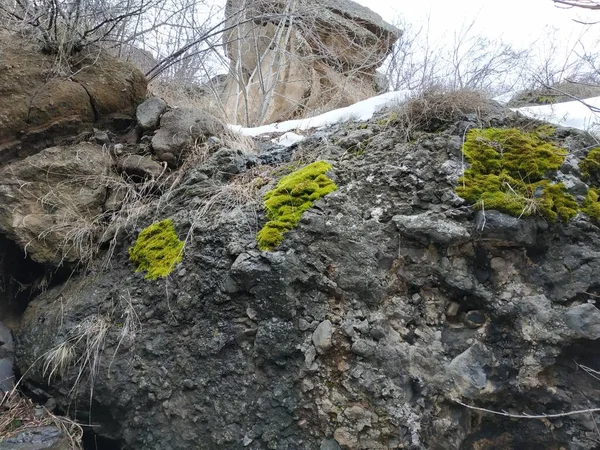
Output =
[
  {"x1": 136, "y1": 97, "x2": 168, "y2": 131},
  {"x1": 393, "y1": 213, "x2": 470, "y2": 245},
  {"x1": 0, "y1": 426, "x2": 70, "y2": 450},
  {"x1": 312, "y1": 320, "x2": 333, "y2": 354},
  {"x1": 0, "y1": 31, "x2": 146, "y2": 163},
  {"x1": 474, "y1": 210, "x2": 539, "y2": 246},
  {"x1": 447, "y1": 342, "x2": 494, "y2": 399},
  {"x1": 222, "y1": 0, "x2": 400, "y2": 125},
  {"x1": 117, "y1": 154, "x2": 164, "y2": 180},
  {"x1": 13, "y1": 110, "x2": 600, "y2": 450},
  {"x1": 320, "y1": 438, "x2": 342, "y2": 450},
  {"x1": 0, "y1": 143, "x2": 115, "y2": 265},
  {"x1": 152, "y1": 108, "x2": 224, "y2": 166},
  {"x1": 565, "y1": 303, "x2": 600, "y2": 340}
]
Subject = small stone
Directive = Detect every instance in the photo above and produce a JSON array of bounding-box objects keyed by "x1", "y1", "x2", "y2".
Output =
[
  {"x1": 182, "y1": 379, "x2": 195, "y2": 390},
  {"x1": 312, "y1": 320, "x2": 333, "y2": 354},
  {"x1": 351, "y1": 339, "x2": 375, "y2": 358},
  {"x1": 137, "y1": 97, "x2": 168, "y2": 131},
  {"x1": 446, "y1": 302, "x2": 460, "y2": 317},
  {"x1": 320, "y1": 438, "x2": 342, "y2": 450},
  {"x1": 370, "y1": 326, "x2": 386, "y2": 340},
  {"x1": 305, "y1": 346, "x2": 317, "y2": 368},
  {"x1": 242, "y1": 435, "x2": 253, "y2": 446},
  {"x1": 298, "y1": 318, "x2": 311, "y2": 331},
  {"x1": 464, "y1": 310, "x2": 487, "y2": 328}
]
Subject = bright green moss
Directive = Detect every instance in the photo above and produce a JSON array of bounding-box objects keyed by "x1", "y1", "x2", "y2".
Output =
[
  {"x1": 580, "y1": 148, "x2": 600, "y2": 182},
  {"x1": 456, "y1": 127, "x2": 577, "y2": 222},
  {"x1": 582, "y1": 188, "x2": 600, "y2": 223},
  {"x1": 129, "y1": 219, "x2": 184, "y2": 280},
  {"x1": 257, "y1": 161, "x2": 338, "y2": 251}
]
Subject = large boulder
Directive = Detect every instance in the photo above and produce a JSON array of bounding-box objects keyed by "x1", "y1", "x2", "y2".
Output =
[
  {"x1": 14, "y1": 109, "x2": 600, "y2": 449},
  {"x1": 222, "y1": 0, "x2": 400, "y2": 125},
  {"x1": 0, "y1": 31, "x2": 147, "y2": 163},
  {"x1": 0, "y1": 143, "x2": 116, "y2": 266}
]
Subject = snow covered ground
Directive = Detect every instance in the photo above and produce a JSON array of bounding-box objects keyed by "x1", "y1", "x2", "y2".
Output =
[
  {"x1": 232, "y1": 90, "x2": 600, "y2": 146},
  {"x1": 231, "y1": 90, "x2": 411, "y2": 146},
  {"x1": 512, "y1": 96, "x2": 600, "y2": 137}
]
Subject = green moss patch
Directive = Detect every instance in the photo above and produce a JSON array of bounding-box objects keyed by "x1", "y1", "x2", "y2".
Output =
[
  {"x1": 580, "y1": 148, "x2": 600, "y2": 183},
  {"x1": 257, "y1": 161, "x2": 338, "y2": 251},
  {"x1": 582, "y1": 188, "x2": 600, "y2": 223},
  {"x1": 129, "y1": 219, "x2": 184, "y2": 280},
  {"x1": 456, "y1": 127, "x2": 577, "y2": 222}
]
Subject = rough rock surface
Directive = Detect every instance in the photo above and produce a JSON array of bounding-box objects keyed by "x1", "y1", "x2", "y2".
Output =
[
  {"x1": 0, "y1": 31, "x2": 147, "y2": 163},
  {"x1": 152, "y1": 107, "x2": 225, "y2": 166},
  {"x1": 222, "y1": 0, "x2": 400, "y2": 125},
  {"x1": 0, "y1": 426, "x2": 70, "y2": 450},
  {"x1": 12, "y1": 106, "x2": 600, "y2": 450},
  {"x1": 137, "y1": 97, "x2": 168, "y2": 131},
  {"x1": 0, "y1": 143, "x2": 116, "y2": 265}
]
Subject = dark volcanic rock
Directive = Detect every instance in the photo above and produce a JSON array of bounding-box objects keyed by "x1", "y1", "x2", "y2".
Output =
[{"x1": 13, "y1": 112, "x2": 600, "y2": 450}]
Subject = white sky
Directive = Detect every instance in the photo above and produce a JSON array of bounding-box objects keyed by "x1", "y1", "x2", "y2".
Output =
[{"x1": 354, "y1": 0, "x2": 599, "y2": 48}]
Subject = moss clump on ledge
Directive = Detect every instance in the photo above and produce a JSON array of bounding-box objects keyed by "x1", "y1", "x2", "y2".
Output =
[
  {"x1": 582, "y1": 188, "x2": 600, "y2": 223},
  {"x1": 129, "y1": 219, "x2": 184, "y2": 280},
  {"x1": 257, "y1": 161, "x2": 338, "y2": 251},
  {"x1": 580, "y1": 148, "x2": 600, "y2": 183},
  {"x1": 456, "y1": 127, "x2": 577, "y2": 222}
]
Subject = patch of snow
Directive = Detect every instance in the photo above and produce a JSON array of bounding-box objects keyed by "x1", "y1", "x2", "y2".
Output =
[
  {"x1": 493, "y1": 91, "x2": 517, "y2": 105},
  {"x1": 233, "y1": 90, "x2": 412, "y2": 137},
  {"x1": 514, "y1": 96, "x2": 600, "y2": 136},
  {"x1": 272, "y1": 132, "x2": 305, "y2": 147}
]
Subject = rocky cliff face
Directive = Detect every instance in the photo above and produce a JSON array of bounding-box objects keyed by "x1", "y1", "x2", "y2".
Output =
[
  {"x1": 0, "y1": 31, "x2": 147, "y2": 164},
  {"x1": 6, "y1": 89, "x2": 600, "y2": 450},
  {"x1": 222, "y1": 0, "x2": 400, "y2": 125}
]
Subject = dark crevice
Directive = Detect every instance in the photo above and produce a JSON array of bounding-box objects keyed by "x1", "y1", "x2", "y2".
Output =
[
  {"x1": 0, "y1": 234, "x2": 70, "y2": 327},
  {"x1": 74, "y1": 80, "x2": 100, "y2": 122}
]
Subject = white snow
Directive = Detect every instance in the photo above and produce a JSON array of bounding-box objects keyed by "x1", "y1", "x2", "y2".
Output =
[
  {"x1": 272, "y1": 132, "x2": 305, "y2": 147},
  {"x1": 493, "y1": 91, "x2": 517, "y2": 105},
  {"x1": 232, "y1": 90, "x2": 412, "y2": 137},
  {"x1": 231, "y1": 87, "x2": 600, "y2": 141},
  {"x1": 513, "y1": 96, "x2": 600, "y2": 136}
]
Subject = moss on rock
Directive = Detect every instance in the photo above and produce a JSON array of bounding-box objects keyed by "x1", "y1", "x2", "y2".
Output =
[
  {"x1": 582, "y1": 188, "x2": 600, "y2": 223},
  {"x1": 129, "y1": 219, "x2": 184, "y2": 280},
  {"x1": 580, "y1": 147, "x2": 600, "y2": 183},
  {"x1": 257, "y1": 161, "x2": 337, "y2": 251},
  {"x1": 456, "y1": 127, "x2": 577, "y2": 222}
]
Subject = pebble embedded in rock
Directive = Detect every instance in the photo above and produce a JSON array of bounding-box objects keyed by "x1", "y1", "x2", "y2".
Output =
[{"x1": 312, "y1": 320, "x2": 333, "y2": 354}]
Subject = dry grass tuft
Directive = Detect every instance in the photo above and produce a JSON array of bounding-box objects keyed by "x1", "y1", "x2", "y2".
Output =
[
  {"x1": 0, "y1": 391, "x2": 83, "y2": 449},
  {"x1": 391, "y1": 88, "x2": 493, "y2": 138}
]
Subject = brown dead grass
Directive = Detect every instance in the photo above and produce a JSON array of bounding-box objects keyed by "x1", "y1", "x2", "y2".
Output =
[{"x1": 0, "y1": 391, "x2": 83, "y2": 448}]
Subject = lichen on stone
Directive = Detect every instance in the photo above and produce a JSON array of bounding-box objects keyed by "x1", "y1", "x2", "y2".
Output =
[
  {"x1": 257, "y1": 161, "x2": 337, "y2": 251},
  {"x1": 456, "y1": 127, "x2": 578, "y2": 222},
  {"x1": 129, "y1": 219, "x2": 184, "y2": 280}
]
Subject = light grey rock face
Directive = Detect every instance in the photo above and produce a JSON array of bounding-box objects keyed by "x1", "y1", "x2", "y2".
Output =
[
  {"x1": 312, "y1": 320, "x2": 333, "y2": 354},
  {"x1": 14, "y1": 111, "x2": 600, "y2": 450},
  {"x1": 0, "y1": 426, "x2": 69, "y2": 450},
  {"x1": 136, "y1": 97, "x2": 167, "y2": 131},
  {"x1": 117, "y1": 154, "x2": 164, "y2": 180},
  {"x1": 393, "y1": 213, "x2": 471, "y2": 245},
  {"x1": 152, "y1": 107, "x2": 224, "y2": 167},
  {"x1": 565, "y1": 303, "x2": 600, "y2": 339}
]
